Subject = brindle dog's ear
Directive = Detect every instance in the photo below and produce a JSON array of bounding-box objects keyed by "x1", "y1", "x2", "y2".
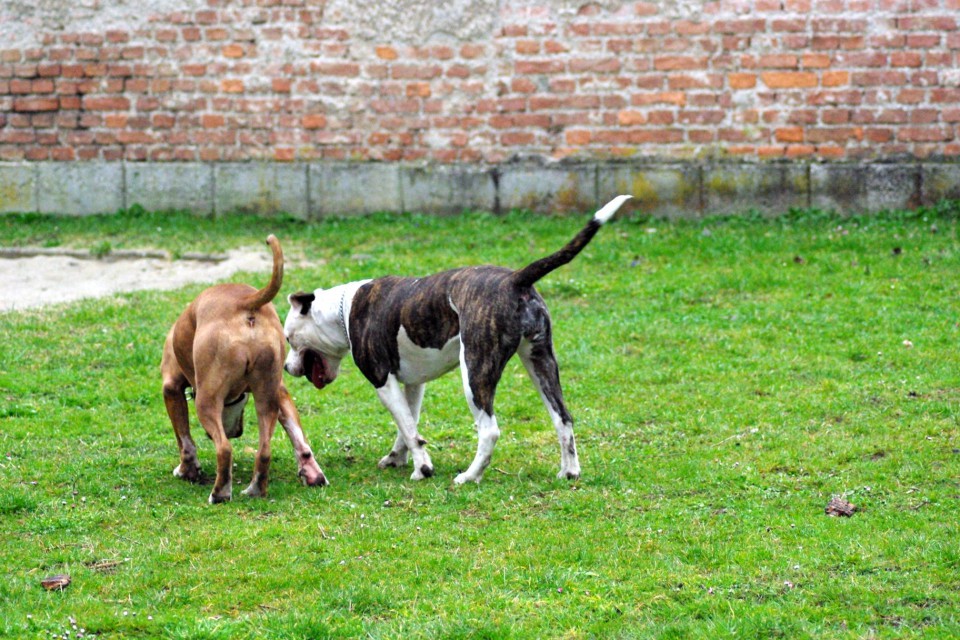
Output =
[{"x1": 289, "y1": 292, "x2": 316, "y2": 315}]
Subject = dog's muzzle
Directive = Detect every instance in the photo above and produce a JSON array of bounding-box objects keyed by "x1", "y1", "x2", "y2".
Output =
[{"x1": 293, "y1": 349, "x2": 334, "y2": 390}]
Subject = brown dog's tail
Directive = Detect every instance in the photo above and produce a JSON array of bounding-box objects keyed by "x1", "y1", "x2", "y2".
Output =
[
  {"x1": 510, "y1": 195, "x2": 631, "y2": 289},
  {"x1": 242, "y1": 234, "x2": 284, "y2": 311}
]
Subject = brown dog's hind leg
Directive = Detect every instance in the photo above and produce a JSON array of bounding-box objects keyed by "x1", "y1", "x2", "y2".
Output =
[
  {"x1": 242, "y1": 393, "x2": 279, "y2": 498},
  {"x1": 194, "y1": 392, "x2": 233, "y2": 503}
]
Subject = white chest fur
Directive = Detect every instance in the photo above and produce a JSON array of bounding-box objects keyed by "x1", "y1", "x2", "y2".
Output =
[{"x1": 396, "y1": 326, "x2": 460, "y2": 385}]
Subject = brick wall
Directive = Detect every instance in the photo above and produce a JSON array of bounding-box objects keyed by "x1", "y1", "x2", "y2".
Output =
[{"x1": 3, "y1": 0, "x2": 960, "y2": 165}]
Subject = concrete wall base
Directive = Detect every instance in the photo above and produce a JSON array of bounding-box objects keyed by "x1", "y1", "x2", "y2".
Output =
[{"x1": 2, "y1": 161, "x2": 958, "y2": 218}]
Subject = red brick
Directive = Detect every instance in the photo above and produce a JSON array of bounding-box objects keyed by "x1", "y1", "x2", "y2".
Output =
[
  {"x1": 406, "y1": 82, "x2": 431, "y2": 98},
  {"x1": 761, "y1": 71, "x2": 818, "y2": 89},
  {"x1": 501, "y1": 131, "x2": 535, "y2": 145},
  {"x1": 759, "y1": 54, "x2": 798, "y2": 69},
  {"x1": 569, "y1": 58, "x2": 621, "y2": 73},
  {"x1": 758, "y1": 146, "x2": 787, "y2": 158},
  {"x1": 823, "y1": 109, "x2": 851, "y2": 124},
  {"x1": 511, "y1": 78, "x2": 537, "y2": 93},
  {"x1": 654, "y1": 55, "x2": 707, "y2": 71},
  {"x1": 82, "y1": 96, "x2": 130, "y2": 110},
  {"x1": 807, "y1": 127, "x2": 864, "y2": 143},
  {"x1": 890, "y1": 51, "x2": 922, "y2": 67},
  {"x1": 565, "y1": 129, "x2": 591, "y2": 145},
  {"x1": 618, "y1": 110, "x2": 646, "y2": 126},
  {"x1": 822, "y1": 71, "x2": 849, "y2": 87},
  {"x1": 631, "y1": 92, "x2": 686, "y2": 107},
  {"x1": 460, "y1": 44, "x2": 484, "y2": 59},
  {"x1": 786, "y1": 144, "x2": 816, "y2": 157},
  {"x1": 13, "y1": 97, "x2": 59, "y2": 112},
  {"x1": 544, "y1": 41, "x2": 568, "y2": 54},
  {"x1": 775, "y1": 126, "x2": 804, "y2": 142},
  {"x1": 801, "y1": 54, "x2": 831, "y2": 68},
  {"x1": 515, "y1": 60, "x2": 565, "y2": 74},
  {"x1": 222, "y1": 44, "x2": 245, "y2": 58},
  {"x1": 899, "y1": 126, "x2": 953, "y2": 142},
  {"x1": 221, "y1": 79, "x2": 244, "y2": 93},
  {"x1": 516, "y1": 40, "x2": 540, "y2": 55},
  {"x1": 390, "y1": 64, "x2": 439, "y2": 80},
  {"x1": 729, "y1": 73, "x2": 757, "y2": 89},
  {"x1": 375, "y1": 46, "x2": 398, "y2": 60}
]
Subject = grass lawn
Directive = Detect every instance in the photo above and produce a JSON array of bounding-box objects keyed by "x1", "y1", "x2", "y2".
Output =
[{"x1": 1, "y1": 202, "x2": 959, "y2": 639}]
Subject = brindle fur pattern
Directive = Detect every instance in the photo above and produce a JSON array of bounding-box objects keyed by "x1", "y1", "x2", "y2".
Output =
[{"x1": 284, "y1": 195, "x2": 631, "y2": 484}]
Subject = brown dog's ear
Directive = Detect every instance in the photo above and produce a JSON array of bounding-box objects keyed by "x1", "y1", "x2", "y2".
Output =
[{"x1": 288, "y1": 292, "x2": 316, "y2": 315}]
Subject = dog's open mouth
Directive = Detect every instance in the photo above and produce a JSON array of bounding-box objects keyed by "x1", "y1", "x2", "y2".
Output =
[{"x1": 303, "y1": 350, "x2": 332, "y2": 390}]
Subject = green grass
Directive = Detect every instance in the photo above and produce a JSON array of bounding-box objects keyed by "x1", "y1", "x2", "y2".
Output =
[{"x1": 2, "y1": 202, "x2": 959, "y2": 638}]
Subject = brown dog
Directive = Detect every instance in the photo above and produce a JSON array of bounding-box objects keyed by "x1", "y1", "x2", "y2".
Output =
[{"x1": 161, "y1": 235, "x2": 327, "y2": 503}]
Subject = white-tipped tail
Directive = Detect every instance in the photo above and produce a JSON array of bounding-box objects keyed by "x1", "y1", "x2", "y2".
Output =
[{"x1": 594, "y1": 195, "x2": 632, "y2": 224}]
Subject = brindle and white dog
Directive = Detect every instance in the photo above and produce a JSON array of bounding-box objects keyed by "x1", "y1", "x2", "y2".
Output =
[{"x1": 283, "y1": 195, "x2": 631, "y2": 484}]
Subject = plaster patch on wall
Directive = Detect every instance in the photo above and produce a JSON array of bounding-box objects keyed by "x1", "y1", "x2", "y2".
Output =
[
  {"x1": 324, "y1": 0, "x2": 498, "y2": 43},
  {"x1": 0, "y1": 0, "x2": 205, "y2": 47}
]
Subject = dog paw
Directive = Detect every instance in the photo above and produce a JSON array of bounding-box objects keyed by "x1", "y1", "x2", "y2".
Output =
[
  {"x1": 241, "y1": 485, "x2": 265, "y2": 498},
  {"x1": 410, "y1": 464, "x2": 434, "y2": 481},
  {"x1": 173, "y1": 463, "x2": 201, "y2": 483},
  {"x1": 557, "y1": 469, "x2": 581, "y2": 480},
  {"x1": 453, "y1": 472, "x2": 480, "y2": 485},
  {"x1": 208, "y1": 491, "x2": 232, "y2": 504},
  {"x1": 300, "y1": 469, "x2": 329, "y2": 487},
  {"x1": 378, "y1": 452, "x2": 409, "y2": 469}
]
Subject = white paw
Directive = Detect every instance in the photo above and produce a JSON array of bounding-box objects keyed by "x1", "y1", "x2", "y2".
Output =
[
  {"x1": 378, "y1": 452, "x2": 408, "y2": 469},
  {"x1": 241, "y1": 485, "x2": 263, "y2": 498},
  {"x1": 454, "y1": 472, "x2": 480, "y2": 485},
  {"x1": 208, "y1": 491, "x2": 232, "y2": 504},
  {"x1": 557, "y1": 468, "x2": 581, "y2": 480}
]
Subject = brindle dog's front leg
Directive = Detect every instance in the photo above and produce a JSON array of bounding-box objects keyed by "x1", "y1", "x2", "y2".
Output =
[{"x1": 376, "y1": 375, "x2": 433, "y2": 480}]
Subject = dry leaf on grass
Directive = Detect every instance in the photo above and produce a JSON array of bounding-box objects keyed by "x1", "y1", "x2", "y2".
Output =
[
  {"x1": 40, "y1": 574, "x2": 71, "y2": 591},
  {"x1": 825, "y1": 497, "x2": 857, "y2": 517}
]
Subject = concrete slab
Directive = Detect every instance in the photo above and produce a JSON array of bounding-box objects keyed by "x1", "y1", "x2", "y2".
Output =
[
  {"x1": 214, "y1": 163, "x2": 308, "y2": 218},
  {"x1": 126, "y1": 163, "x2": 213, "y2": 215},
  {"x1": 0, "y1": 163, "x2": 37, "y2": 213},
  {"x1": 810, "y1": 164, "x2": 868, "y2": 214},
  {"x1": 499, "y1": 162, "x2": 596, "y2": 214},
  {"x1": 400, "y1": 165, "x2": 497, "y2": 215},
  {"x1": 865, "y1": 164, "x2": 920, "y2": 213},
  {"x1": 1, "y1": 160, "x2": 954, "y2": 219},
  {"x1": 310, "y1": 163, "x2": 401, "y2": 217},
  {"x1": 920, "y1": 163, "x2": 960, "y2": 205},
  {"x1": 36, "y1": 162, "x2": 124, "y2": 215},
  {"x1": 703, "y1": 163, "x2": 809, "y2": 216},
  {"x1": 599, "y1": 164, "x2": 701, "y2": 219}
]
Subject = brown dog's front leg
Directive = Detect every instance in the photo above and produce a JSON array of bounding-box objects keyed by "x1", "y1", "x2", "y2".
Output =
[
  {"x1": 277, "y1": 386, "x2": 329, "y2": 487},
  {"x1": 163, "y1": 377, "x2": 202, "y2": 483}
]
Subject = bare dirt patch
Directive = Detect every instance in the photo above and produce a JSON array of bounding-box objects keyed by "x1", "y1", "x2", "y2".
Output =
[{"x1": 0, "y1": 247, "x2": 275, "y2": 312}]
